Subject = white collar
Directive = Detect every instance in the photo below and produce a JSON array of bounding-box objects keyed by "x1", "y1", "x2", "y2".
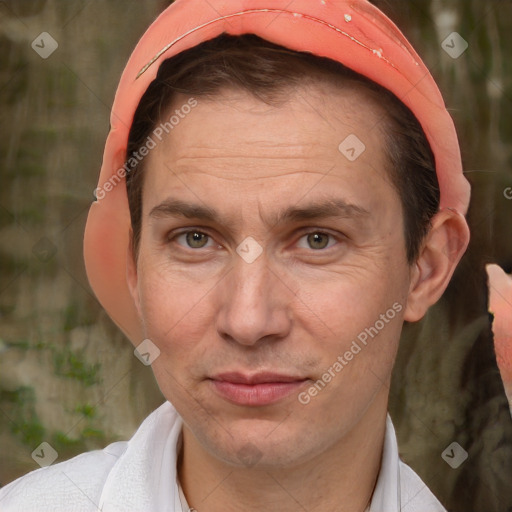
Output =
[
  {"x1": 369, "y1": 414, "x2": 401, "y2": 511},
  {"x1": 99, "y1": 401, "x2": 183, "y2": 511}
]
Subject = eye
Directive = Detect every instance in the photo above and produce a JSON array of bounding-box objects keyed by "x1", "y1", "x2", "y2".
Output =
[
  {"x1": 167, "y1": 228, "x2": 342, "y2": 253},
  {"x1": 171, "y1": 230, "x2": 216, "y2": 249},
  {"x1": 296, "y1": 231, "x2": 339, "y2": 251}
]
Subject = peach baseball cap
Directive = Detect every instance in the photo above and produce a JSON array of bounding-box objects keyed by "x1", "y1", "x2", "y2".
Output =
[{"x1": 84, "y1": 0, "x2": 471, "y2": 343}]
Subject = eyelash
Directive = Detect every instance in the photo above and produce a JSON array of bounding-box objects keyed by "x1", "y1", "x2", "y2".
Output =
[{"x1": 166, "y1": 228, "x2": 343, "y2": 253}]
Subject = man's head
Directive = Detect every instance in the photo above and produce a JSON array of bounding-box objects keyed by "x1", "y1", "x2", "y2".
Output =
[
  {"x1": 83, "y1": 0, "x2": 471, "y2": 349},
  {"x1": 124, "y1": 32, "x2": 469, "y2": 469}
]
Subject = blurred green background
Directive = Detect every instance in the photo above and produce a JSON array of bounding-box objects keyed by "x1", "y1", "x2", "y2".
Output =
[{"x1": 0, "y1": 1, "x2": 511, "y2": 511}]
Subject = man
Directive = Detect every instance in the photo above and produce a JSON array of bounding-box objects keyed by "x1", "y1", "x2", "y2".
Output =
[{"x1": 0, "y1": 0, "x2": 472, "y2": 510}]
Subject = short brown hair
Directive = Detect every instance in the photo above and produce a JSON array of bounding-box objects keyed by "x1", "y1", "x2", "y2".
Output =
[{"x1": 126, "y1": 33, "x2": 440, "y2": 264}]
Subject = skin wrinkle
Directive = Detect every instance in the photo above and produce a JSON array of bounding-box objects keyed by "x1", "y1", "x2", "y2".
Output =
[
  {"x1": 126, "y1": 81, "x2": 468, "y2": 512},
  {"x1": 148, "y1": 195, "x2": 371, "y2": 236}
]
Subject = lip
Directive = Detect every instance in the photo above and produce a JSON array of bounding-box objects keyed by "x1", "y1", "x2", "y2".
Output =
[{"x1": 209, "y1": 372, "x2": 309, "y2": 406}]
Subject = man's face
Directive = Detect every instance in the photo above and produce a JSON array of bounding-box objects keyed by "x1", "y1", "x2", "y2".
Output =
[{"x1": 129, "y1": 83, "x2": 414, "y2": 468}]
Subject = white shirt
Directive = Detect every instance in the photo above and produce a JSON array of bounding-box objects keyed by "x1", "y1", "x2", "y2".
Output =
[{"x1": 0, "y1": 401, "x2": 446, "y2": 511}]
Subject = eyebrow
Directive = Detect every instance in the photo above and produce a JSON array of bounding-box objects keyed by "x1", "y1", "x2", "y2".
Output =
[{"x1": 149, "y1": 196, "x2": 370, "y2": 228}]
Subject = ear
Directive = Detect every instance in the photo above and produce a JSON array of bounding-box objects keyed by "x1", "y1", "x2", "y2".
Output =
[
  {"x1": 404, "y1": 208, "x2": 470, "y2": 322},
  {"x1": 126, "y1": 228, "x2": 142, "y2": 319}
]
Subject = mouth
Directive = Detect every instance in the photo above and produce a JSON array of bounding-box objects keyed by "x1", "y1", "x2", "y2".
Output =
[{"x1": 208, "y1": 371, "x2": 309, "y2": 406}]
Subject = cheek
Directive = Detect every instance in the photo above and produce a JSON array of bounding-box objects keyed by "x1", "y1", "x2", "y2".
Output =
[
  {"x1": 298, "y1": 263, "x2": 407, "y2": 336},
  {"x1": 295, "y1": 265, "x2": 406, "y2": 393},
  {"x1": 297, "y1": 289, "x2": 403, "y2": 421},
  {"x1": 137, "y1": 261, "x2": 218, "y2": 357},
  {"x1": 137, "y1": 271, "x2": 207, "y2": 402}
]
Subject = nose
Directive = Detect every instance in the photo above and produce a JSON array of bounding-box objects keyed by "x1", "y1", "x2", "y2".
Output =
[{"x1": 215, "y1": 245, "x2": 293, "y2": 347}]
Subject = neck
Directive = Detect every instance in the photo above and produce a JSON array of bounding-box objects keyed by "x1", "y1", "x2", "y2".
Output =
[{"x1": 177, "y1": 390, "x2": 388, "y2": 512}]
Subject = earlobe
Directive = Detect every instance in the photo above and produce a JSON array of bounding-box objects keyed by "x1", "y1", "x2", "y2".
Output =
[
  {"x1": 126, "y1": 229, "x2": 142, "y2": 319},
  {"x1": 404, "y1": 208, "x2": 470, "y2": 322}
]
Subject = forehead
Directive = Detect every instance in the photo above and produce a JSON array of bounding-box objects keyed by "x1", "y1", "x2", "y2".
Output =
[
  {"x1": 140, "y1": 83, "x2": 397, "y2": 224},
  {"x1": 146, "y1": 82, "x2": 388, "y2": 164},
  {"x1": 169, "y1": 82, "x2": 385, "y2": 155}
]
